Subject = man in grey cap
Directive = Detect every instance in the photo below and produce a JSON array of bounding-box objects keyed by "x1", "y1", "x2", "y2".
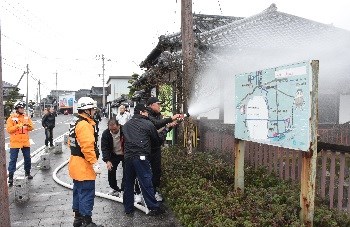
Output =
[{"x1": 146, "y1": 97, "x2": 180, "y2": 201}]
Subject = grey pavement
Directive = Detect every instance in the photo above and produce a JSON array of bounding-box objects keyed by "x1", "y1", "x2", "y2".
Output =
[{"x1": 8, "y1": 117, "x2": 182, "y2": 227}]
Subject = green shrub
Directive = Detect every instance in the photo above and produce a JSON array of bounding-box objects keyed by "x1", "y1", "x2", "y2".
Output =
[{"x1": 161, "y1": 147, "x2": 350, "y2": 227}]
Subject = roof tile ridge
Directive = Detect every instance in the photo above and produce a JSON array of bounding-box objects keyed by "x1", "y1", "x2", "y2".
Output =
[
  {"x1": 199, "y1": 4, "x2": 277, "y2": 39},
  {"x1": 277, "y1": 10, "x2": 350, "y2": 34},
  {"x1": 160, "y1": 12, "x2": 250, "y2": 41}
]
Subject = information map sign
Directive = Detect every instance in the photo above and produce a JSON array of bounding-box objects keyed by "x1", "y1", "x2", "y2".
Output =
[{"x1": 235, "y1": 61, "x2": 313, "y2": 151}]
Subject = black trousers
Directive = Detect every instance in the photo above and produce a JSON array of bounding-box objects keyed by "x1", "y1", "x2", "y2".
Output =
[
  {"x1": 107, "y1": 154, "x2": 124, "y2": 191},
  {"x1": 45, "y1": 128, "x2": 54, "y2": 146},
  {"x1": 149, "y1": 148, "x2": 161, "y2": 190}
]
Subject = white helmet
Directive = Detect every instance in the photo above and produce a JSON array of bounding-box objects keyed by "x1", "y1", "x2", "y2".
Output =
[
  {"x1": 77, "y1": 97, "x2": 97, "y2": 110},
  {"x1": 14, "y1": 101, "x2": 26, "y2": 109}
]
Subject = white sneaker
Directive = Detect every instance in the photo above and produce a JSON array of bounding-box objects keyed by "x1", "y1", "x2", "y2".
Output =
[
  {"x1": 155, "y1": 192, "x2": 163, "y2": 202},
  {"x1": 134, "y1": 193, "x2": 142, "y2": 203}
]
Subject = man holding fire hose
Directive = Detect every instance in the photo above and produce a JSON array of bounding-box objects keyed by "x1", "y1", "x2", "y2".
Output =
[{"x1": 145, "y1": 97, "x2": 182, "y2": 201}]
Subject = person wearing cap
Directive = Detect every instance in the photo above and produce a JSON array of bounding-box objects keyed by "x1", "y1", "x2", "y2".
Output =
[
  {"x1": 145, "y1": 97, "x2": 181, "y2": 202},
  {"x1": 68, "y1": 97, "x2": 103, "y2": 227},
  {"x1": 6, "y1": 101, "x2": 34, "y2": 186},
  {"x1": 122, "y1": 103, "x2": 169, "y2": 215}
]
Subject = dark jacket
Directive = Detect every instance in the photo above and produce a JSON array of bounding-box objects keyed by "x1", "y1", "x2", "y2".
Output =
[
  {"x1": 101, "y1": 126, "x2": 124, "y2": 162},
  {"x1": 42, "y1": 112, "x2": 56, "y2": 129},
  {"x1": 145, "y1": 107, "x2": 173, "y2": 130},
  {"x1": 94, "y1": 111, "x2": 102, "y2": 122},
  {"x1": 123, "y1": 114, "x2": 168, "y2": 160}
]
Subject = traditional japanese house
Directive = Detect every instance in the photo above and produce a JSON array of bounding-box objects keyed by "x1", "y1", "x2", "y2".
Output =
[{"x1": 134, "y1": 4, "x2": 350, "y2": 124}]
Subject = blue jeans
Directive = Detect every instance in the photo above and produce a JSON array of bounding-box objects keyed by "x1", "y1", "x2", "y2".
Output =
[
  {"x1": 8, "y1": 147, "x2": 31, "y2": 174},
  {"x1": 123, "y1": 157, "x2": 159, "y2": 213},
  {"x1": 72, "y1": 180, "x2": 95, "y2": 216}
]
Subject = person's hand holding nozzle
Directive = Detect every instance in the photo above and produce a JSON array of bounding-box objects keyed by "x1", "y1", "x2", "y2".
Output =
[
  {"x1": 171, "y1": 114, "x2": 182, "y2": 121},
  {"x1": 175, "y1": 113, "x2": 190, "y2": 121}
]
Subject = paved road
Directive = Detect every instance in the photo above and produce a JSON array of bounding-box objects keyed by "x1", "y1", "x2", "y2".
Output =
[{"x1": 7, "y1": 116, "x2": 181, "y2": 227}]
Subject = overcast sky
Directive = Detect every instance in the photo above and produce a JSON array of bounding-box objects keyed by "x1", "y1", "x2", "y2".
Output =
[{"x1": 1, "y1": 0, "x2": 349, "y2": 101}]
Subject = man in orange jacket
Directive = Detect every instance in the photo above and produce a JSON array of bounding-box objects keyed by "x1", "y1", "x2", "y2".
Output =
[
  {"x1": 68, "y1": 97, "x2": 103, "y2": 227},
  {"x1": 6, "y1": 101, "x2": 34, "y2": 186}
]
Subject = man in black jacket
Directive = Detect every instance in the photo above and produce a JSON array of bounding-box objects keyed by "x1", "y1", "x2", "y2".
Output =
[
  {"x1": 42, "y1": 107, "x2": 56, "y2": 148},
  {"x1": 146, "y1": 97, "x2": 180, "y2": 201},
  {"x1": 101, "y1": 118, "x2": 124, "y2": 197},
  {"x1": 122, "y1": 103, "x2": 169, "y2": 215}
]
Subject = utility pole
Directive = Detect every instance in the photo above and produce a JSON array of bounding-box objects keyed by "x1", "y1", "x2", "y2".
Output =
[
  {"x1": 102, "y1": 54, "x2": 105, "y2": 109},
  {"x1": 181, "y1": 0, "x2": 195, "y2": 114},
  {"x1": 38, "y1": 80, "x2": 41, "y2": 110},
  {"x1": 0, "y1": 22, "x2": 12, "y2": 227},
  {"x1": 181, "y1": 0, "x2": 195, "y2": 153},
  {"x1": 55, "y1": 71, "x2": 58, "y2": 111},
  {"x1": 26, "y1": 64, "x2": 29, "y2": 115},
  {"x1": 96, "y1": 54, "x2": 106, "y2": 109},
  {"x1": 95, "y1": 53, "x2": 113, "y2": 112}
]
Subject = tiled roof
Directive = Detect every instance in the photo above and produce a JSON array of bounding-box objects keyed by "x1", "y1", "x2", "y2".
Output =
[
  {"x1": 90, "y1": 86, "x2": 103, "y2": 95},
  {"x1": 162, "y1": 13, "x2": 243, "y2": 45},
  {"x1": 135, "y1": 4, "x2": 350, "y2": 90},
  {"x1": 2, "y1": 81, "x2": 16, "y2": 88},
  {"x1": 199, "y1": 4, "x2": 350, "y2": 49},
  {"x1": 106, "y1": 76, "x2": 132, "y2": 84},
  {"x1": 140, "y1": 14, "x2": 243, "y2": 68}
]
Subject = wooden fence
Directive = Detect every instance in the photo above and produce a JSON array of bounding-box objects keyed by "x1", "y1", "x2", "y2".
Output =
[{"x1": 198, "y1": 119, "x2": 350, "y2": 212}]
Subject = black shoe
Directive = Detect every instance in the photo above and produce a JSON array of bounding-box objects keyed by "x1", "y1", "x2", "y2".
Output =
[
  {"x1": 148, "y1": 207, "x2": 166, "y2": 216},
  {"x1": 25, "y1": 172, "x2": 33, "y2": 179},
  {"x1": 8, "y1": 174, "x2": 14, "y2": 187},
  {"x1": 82, "y1": 223, "x2": 103, "y2": 227},
  {"x1": 8, "y1": 181, "x2": 13, "y2": 187},
  {"x1": 73, "y1": 217, "x2": 83, "y2": 227},
  {"x1": 73, "y1": 211, "x2": 83, "y2": 227},
  {"x1": 125, "y1": 211, "x2": 134, "y2": 217},
  {"x1": 81, "y1": 216, "x2": 103, "y2": 227}
]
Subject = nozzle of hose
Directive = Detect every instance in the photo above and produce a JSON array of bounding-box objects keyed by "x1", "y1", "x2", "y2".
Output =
[
  {"x1": 177, "y1": 113, "x2": 190, "y2": 121},
  {"x1": 183, "y1": 113, "x2": 190, "y2": 118}
]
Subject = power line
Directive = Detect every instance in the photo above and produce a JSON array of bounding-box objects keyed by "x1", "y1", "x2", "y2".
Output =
[
  {"x1": 1, "y1": 33, "x2": 50, "y2": 60},
  {"x1": 2, "y1": 58, "x2": 26, "y2": 71},
  {"x1": 29, "y1": 71, "x2": 38, "y2": 82},
  {"x1": 217, "y1": 0, "x2": 223, "y2": 15},
  {"x1": 1, "y1": 1, "x2": 36, "y2": 32},
  {"x1": 2, "y1": 0, "x2": 60, "y2": 40},
  {"x1": 14, "y1": 0, "x2": 61, "y2": 38}
]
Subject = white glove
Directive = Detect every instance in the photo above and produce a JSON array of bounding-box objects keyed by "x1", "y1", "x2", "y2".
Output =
[{"x1": 93, "y1": 163, "x2": 101, "y2": 174}]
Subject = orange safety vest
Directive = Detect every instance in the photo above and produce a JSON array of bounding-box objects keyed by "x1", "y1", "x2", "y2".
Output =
[
  {"x1": 68, "y1": 113, "x2": 98, "y2": 181},
  {"x1": 6, "y1": 112, "x2": 34, "y2": 148}
]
